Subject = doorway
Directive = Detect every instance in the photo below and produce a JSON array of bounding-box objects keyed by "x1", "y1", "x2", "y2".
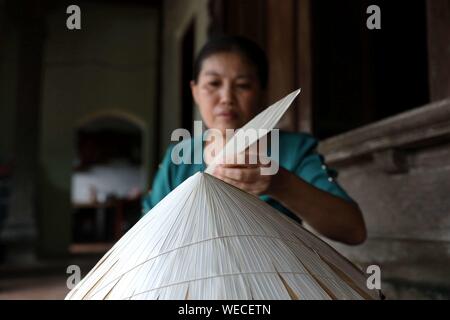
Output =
[
  {"x1": 180, "y1": 19, "x2": 196, "y2": 133},
  {"x1": 70, "y1": 115, "x2": 144, "y2": 253}
]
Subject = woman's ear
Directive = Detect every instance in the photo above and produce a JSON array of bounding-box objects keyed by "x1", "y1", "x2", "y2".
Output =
[{"x1": 190, "y1": 80, "x2": 199, "y2": 105}]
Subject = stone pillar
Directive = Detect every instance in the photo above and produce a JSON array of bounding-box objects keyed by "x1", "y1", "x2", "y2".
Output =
[{"x1": 1, "y1": 0, "x2": 45, "y2": 264}]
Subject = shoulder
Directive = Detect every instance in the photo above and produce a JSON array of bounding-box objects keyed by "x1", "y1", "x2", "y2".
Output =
[
  {"x1": 277, "y1": 131, "x2": 355, "y2": 203},
  {"x1": 172, "y1": 136, "x2": 197, "y2": 149},
  {"x1": 171, "y1": 135, "x2": 204, "y2": 153},
  {"x1": 274, "y1": 130, "x2": 320, "y2": 171},
  {"x1": 161, "y1": 136, "x2": 199, "y2": 162},
  {"x1": 279, "y1": 130, "x2": 319, "y2": 154},
  {"x1": 161, "y1": 136, "x2": 204, "y2": 188}
]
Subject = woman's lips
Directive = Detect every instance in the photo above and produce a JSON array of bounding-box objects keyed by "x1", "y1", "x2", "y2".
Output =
[{"x1": 216, "y1": 111, "x2": 238, "y2": 120}]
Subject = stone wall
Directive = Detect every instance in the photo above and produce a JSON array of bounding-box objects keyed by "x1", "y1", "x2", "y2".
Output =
[{"x1": 319, "y1": 99, "x2": 450, "y2": 299}]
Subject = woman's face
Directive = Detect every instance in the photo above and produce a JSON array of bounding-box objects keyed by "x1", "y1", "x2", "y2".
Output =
[{"x1": 191, "y1": 52, "x2": 263, "y2": 134}]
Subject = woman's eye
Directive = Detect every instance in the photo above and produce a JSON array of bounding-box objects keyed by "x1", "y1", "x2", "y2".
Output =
[
  {"x1": 207, "y1": 81, "x2": 220, "y2": 87},
  {"x1": 236, "y1": 83, "x2": 251, "y2": 89}
]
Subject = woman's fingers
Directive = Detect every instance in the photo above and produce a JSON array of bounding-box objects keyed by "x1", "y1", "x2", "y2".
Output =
[
  {"x1": 213, "y1": 165, "x2": 272, "y2": 195},
  {"x1": 215, "y1": 174, "x2": 249, "y2": 191},
  {"x1": 218, "y1": 149, "x2": 271, "y2": 167},
  {"x1": 215, "y1": 165, "x2": 259, "y2": 182}
]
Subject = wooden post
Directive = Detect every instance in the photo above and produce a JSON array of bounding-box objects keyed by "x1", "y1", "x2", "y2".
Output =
[
  {"x1": 296, "y1": 0, "x2": 314, "y2": 133},
  {"x1": 266, "y1": 0, "x2": 297, "y2": 131},
  {"x1": 426, "y1": 0, "x2": 450, "y2": 101},
  {"x1": 1, "y1": 0, "x2": 45, "y2": 262}
]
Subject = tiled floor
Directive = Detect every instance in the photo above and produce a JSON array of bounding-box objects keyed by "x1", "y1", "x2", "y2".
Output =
[
  {"x1": 0, "y1": 274, "x2": 70, "y2": 300},
  {"x1": 0, "y1": 244, "x2": 109, "y2": 300}
]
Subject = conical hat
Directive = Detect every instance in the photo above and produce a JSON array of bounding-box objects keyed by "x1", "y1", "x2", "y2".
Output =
[
  {"x1": 66, "y1": 172, "x2": 379, "y2": 300},
  {"x1": 66, "y1": 89, "x2": 381, "y2": 300}
]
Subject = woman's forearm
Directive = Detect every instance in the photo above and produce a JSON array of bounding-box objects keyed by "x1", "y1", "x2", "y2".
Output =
[{"x1": 268, "y1": 167, "x2": 367, "y2": 245}]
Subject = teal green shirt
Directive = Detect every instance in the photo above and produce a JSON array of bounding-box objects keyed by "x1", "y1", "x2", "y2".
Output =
[{"x1": 142, "y1": 131, "x2": 355, "y2": 223}]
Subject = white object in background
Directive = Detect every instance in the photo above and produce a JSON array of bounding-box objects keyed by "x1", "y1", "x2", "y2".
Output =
[{"x1": 71, "y1": 160, "x2": 144, "y2": 204}]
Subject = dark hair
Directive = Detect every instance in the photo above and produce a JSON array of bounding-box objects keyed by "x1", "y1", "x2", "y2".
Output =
[{"x1": 193, "y1": 35, "x2": 269, "y2": 89}]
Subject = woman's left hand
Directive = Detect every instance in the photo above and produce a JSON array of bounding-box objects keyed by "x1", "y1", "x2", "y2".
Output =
[
  {"x1": 212, "y1": 162, "x2": 280, "y2": 196},
  {"x1": 213, "y1": 159, "x2": 367, "y2": 245}
]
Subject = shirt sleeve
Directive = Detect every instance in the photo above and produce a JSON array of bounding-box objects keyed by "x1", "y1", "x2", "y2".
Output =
[
  {"x1": 141, "y1": 144, "x2": 175, "y2": 216},
  {"x1": 293, "y1": 135, "x2": 356, "y2": 204}
]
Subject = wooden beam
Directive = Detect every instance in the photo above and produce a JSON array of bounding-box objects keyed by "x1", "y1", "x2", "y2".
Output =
[
  {"x1": 266, "y1": 0, "x2": 296, "y2": 131},
  {"x1": 296, "y1": 0, "x2": 313, "y2": 133},
  {"x1": 426, "y1": 0, "x2": 450, "y2": 101},
  {"x1": 207, "y1": 0, "x2": 265, "y2": 48}
]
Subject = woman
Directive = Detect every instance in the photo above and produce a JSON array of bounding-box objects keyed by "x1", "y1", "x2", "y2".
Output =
[{"x1": 143, "y1": 36, "x2": 367, "y2": 245}]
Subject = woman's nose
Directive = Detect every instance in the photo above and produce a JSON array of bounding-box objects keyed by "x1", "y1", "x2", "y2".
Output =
[{"x1": 219, "y1": 83, "x2": 235, "y2": 106}]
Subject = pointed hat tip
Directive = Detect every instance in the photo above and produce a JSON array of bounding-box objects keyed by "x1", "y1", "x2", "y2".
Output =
[{"x1": 192, "y1": 171, "x2": 210, "y2": 181}]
